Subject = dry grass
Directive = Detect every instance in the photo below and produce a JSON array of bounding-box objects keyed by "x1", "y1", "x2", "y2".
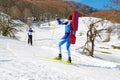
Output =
[
  {"x1": 112, "y1": 45, "x2": 120, "y2": 50},
  {"x1": 95, "y1": 50, "x2": 112, "y2": 54},
  {"x1": 87, "y1": 10, "x2": 120, "y2": 23}
]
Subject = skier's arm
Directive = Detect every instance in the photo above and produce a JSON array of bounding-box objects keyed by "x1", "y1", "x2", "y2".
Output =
[{"x1": 57, "y1": 18, "x2": 68, "y2": 25}]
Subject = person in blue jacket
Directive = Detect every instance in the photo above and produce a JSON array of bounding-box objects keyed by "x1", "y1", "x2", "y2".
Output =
[
  {"x1": 28, "y1": 27, "x2": 34, "y2": 45},
  {"x1": 56, "y1": 15, "x2": 72, "y2": 63}
]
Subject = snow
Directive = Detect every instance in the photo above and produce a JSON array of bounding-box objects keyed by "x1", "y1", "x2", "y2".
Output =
[{"x1": 0, "y1": 17, "x2": 120, "y2": 80}]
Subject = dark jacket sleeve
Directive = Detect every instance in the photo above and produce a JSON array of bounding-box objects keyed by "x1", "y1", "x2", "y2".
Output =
[{"x1": 57, "y1": 18, "x2": 68, "y2": 25}]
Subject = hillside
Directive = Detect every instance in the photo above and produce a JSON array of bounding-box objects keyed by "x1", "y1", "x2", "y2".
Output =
[
  {"x1": 0, "y1": 0, "x2": 96, "y2": 21},
  {"x1": 87, "y1": 10, "x2": 120, "y2": 23}
]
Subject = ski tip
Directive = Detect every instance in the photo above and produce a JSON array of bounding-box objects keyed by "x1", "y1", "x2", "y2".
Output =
[
  {"x1": 63, "y1": 61, "x2": 71, "y2": 64},
  {"x1": 48, "y1": 57, "x2": 72, "y2": 64},
  {"x1": 46, "y1": 57, "x2": 78, "y2": 66},
  {"x1": 48, "y1": 58, "x2": 62, "y2": 62}
]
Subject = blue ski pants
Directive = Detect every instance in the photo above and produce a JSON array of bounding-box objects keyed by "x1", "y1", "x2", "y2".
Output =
[{"x1": 58, "y1": 33, "x2": 71, "y2": 58}]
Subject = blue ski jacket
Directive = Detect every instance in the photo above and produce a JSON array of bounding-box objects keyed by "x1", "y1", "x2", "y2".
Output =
[
  {"x1": 57, "y1": 19, "x2": 71, "y2": 34},
  {"x1": 28, "y1": 29, "x2": 33, "y2": 35}
]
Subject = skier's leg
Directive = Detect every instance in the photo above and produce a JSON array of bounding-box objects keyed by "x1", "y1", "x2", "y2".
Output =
[
  {"x1": 55, "y1": 39, "x2": 66, "y2": 59},
  {"x1": 55, "y1": 34, "x2": 68, "y2": 59},
  {"x1": 66, "y1": 41, "x2": 71, "y2": 63},
  {"x1": 66, "y1": 41, "x2": 71, "y2": 57},
  {"x1": 58, "y1": 39, "x2": 66, "y2": 54},
  {"x1": 28, "y1": 38, "x2": 29, "y2": 44},
  {"x1": 58, "y1": 34, "x2": 69, "y2": 54},
  {"x1": 28, "y1": 36, "x2": 30, "y2": 44},
  {"x1": 31, "y1": 36, "x2": 32, "y2": 45}
]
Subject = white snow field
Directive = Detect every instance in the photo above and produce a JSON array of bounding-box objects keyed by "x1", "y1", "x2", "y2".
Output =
[{"x1": 0, "y1": 17, "x2": 120, "y2": 80}]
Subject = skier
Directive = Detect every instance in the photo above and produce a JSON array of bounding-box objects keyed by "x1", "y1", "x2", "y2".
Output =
[
  {"x1": 55, "y1": 15, "x2": 72, "y2": 63},
  {"x1": 28, "y1": 27, "x2": 34, "y2": 45}
]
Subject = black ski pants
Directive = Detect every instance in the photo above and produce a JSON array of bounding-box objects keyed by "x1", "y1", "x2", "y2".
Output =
[{"x1": 28, "y1": 35, "x2": 32, "y2": 45}]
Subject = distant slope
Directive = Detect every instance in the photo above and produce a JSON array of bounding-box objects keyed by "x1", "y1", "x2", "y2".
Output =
[
  {"x1": 0, "y1": 0, "x2": 96, "y2": 21},
  {"x1": 87, "y1": 10, "x2": 120, "y2": 23}
]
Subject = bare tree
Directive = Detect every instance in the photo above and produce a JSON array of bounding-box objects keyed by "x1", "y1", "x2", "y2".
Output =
[
  {"x1": 107, "y1": 0, "x2": 120, "y2": 10},
  {"x1": 110, "y1": 0, "x2": 120, "y2": 5},
  {"x1": 83, "y1": 19, "x2": 102, "y2": 57},
  {"x1": 0, "y1": 12, "x2": 19, "y2": 39},
  {"x1": 23, "y1": 8, "x2": 32, "y2": 21},
  {"x1": 9, "y1": 6, "x2": 22, "y2": 19},
  {"x1": 82, "y1": 10, "x2": 119, "y2": 57}
]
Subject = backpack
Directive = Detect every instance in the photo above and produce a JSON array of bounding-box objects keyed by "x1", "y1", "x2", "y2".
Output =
[{"x1": 69, "y1": 11, "x2": 79, "y2": 44}]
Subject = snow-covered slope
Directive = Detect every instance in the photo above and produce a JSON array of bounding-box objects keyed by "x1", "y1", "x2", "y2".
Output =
[{"x1": 0, "y1": 17, "x2": 120, "y2": 80}]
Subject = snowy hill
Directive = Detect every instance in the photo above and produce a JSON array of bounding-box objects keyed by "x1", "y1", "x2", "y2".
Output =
[{"x1": 0, "y1": 17, "x2": 120, "y2": 80}]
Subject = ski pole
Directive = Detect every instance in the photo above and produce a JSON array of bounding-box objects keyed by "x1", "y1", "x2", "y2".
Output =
[
  {"x1": 52, "y1": 21, "x2": 57, "y2": 39},
  {"x1": 25, "y1": 33, "x2": 28, "y2": 44},
  {"x1": 51, "y1": 15, "x2": 58, "y2": 39},
  {"x1": 33, "y1": 32, "x2": 36, "y2": 45}
]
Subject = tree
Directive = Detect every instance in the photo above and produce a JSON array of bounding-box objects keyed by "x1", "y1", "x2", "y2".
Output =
[
  {"x1": 82, "y1": 9, "x2": 119, "y2": 57},
  {"x1": 0, "y1": 12, "x2": 18, "y2": 38},
  {"x1": 110, "y1": 0, "x2": 120, "y2": 5},
  {"x1": 83, "y1": 19, "x2": 102, "y2": 57},
  {"x1": 23, "y1": 8, "x2": 32, "y2": 21},
  {"x1": 108, "y1": 0, "x2": 120, "y2": 10},
  {"x1": 9, "y1": 6, "x2": 22, "y2": 19}
]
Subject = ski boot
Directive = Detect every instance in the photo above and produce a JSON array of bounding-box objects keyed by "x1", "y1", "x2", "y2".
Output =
[
  {"x1": 54, "y1": 54, "x2": 62, "y2": 60},
  {"x1": 67, "y1": 57, "x2": 71, "y2": 63}
]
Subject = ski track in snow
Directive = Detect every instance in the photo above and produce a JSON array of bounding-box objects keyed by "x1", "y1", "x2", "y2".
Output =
[
  {"x1": 1, "y1": 40, "x2": 119, "y2": 80},
  {"x1": 0, "y1": 17, "x2": 120, "y2": 80}
]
